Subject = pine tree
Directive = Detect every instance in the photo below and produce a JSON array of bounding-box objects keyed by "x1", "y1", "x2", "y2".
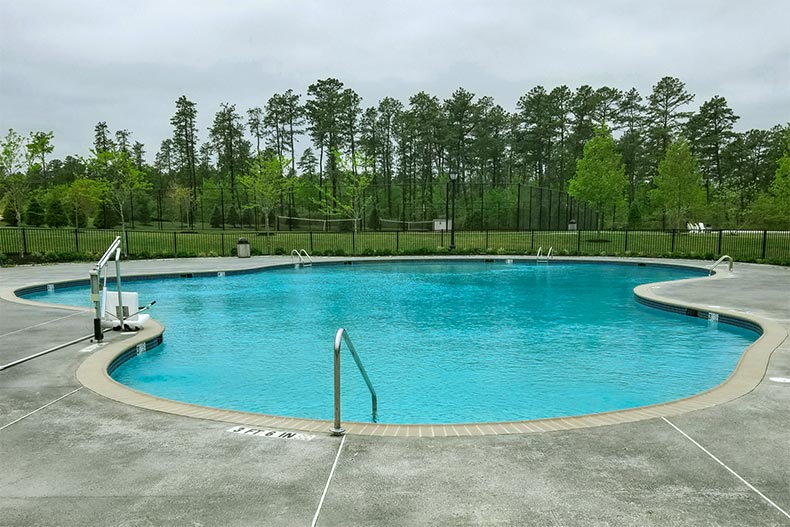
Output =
[
  {"x1": 210, "y1": 205, "x2": 223, "y2": 228},
  {"x1": 686, "y1": 96, "x2": 739, "y2": 202},
  {"x1": 45, "y1": 197, "x2": 68, "y2": 227},
  {"x1": 226, "y1": 206, "x2": 239, "y2": 228},
  {"x1": 171, "y1": 96, "x2": 199, "y2": 225},
  {"x1": 3, "y1": 201, "x2": 18, "y2": 226},
  {"x1": 368, "y1": 206, "x2": 381, "y2": 231},
  {"x1": 26, "y1": 196, "x2": 46, "y2": 226},
  {"x1": 241, "y1": 207, "x2": 254, "y2": 228},
  {"x1": 135, "y1": 196, "x2": 152, "y2": 224}
]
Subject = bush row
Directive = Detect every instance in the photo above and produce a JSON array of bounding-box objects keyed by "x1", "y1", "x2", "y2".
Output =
[{"x1": 3, "y1": 248, "x2": 786, "y2": 267}]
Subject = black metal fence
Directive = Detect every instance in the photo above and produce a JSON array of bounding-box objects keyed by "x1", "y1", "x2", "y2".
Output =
[{"x1": 1, "y1": 227, "x2": 788, "y2": 264}]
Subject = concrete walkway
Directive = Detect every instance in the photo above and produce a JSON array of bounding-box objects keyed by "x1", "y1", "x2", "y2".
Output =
[{"x1": 0, "y1": 256, "x2": 788, "y2": 526}]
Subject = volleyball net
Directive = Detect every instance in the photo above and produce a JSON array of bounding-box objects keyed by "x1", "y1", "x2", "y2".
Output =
[
  {"x1": 379, "y1": 219, "x2": 435, "y2": 231},
  {"x1": 276, "y1": 216, "x2": 358, "y2": 231}
]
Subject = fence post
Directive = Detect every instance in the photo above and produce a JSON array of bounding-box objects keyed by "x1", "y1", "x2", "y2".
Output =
[
  {"x1": 516, "y1": 184, "x2": 521, "y2": 231},
  {"x1": 485, "y1": 230, "x2": 489, "y2": 249},
  {"x1": 577, "y1": 229, "x2": 581, "y2": 254},
  {"x1": 531, "y1": 230, "x2": 534, "y2": 251},
  {"x1": 352, "y1": 230, "x2": 356, "y2": 255},
  {"x1": 396, "y1": 231, "x2": 400, "y2": 252},
  {"x1": 21, "y1": 227, "x2": 27, "y2": 255},
  {"x1": 75, "y1": 228, "x2": 79, "y2": 253},
  {"x1": 717, "y1": 230, "x2": 723, "y2": 255},
  {"x1": 310, "y1": 231, "x2": 314, "y2": 252},
  {"x1": 173, "y1": 231, "x2": 178, "y2": 257},
  {"x1": 528, "y1": 186, "x2": 532, "y2": 230},
  {"x1": 624, "y1": 229, "x2": 628, "y2": 253},
  {"x1": 671, "y1": 230, "x2": 676, "y2": 253},
  {"x1": 125, "y1": 229, "x2": 130, "y2": 256},
  {"x1": 761, "y1": 230, "x2": 767, "y2": 259}
]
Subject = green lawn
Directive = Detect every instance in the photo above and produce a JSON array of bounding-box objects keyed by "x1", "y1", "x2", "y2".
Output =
[{"x1": 1, "y1": 227, "x2": 788, "y2": 265}]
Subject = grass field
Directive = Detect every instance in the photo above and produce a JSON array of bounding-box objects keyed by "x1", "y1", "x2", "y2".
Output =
[{"x1": 1, "y1": 227, "x2": 789, "y2": 265}]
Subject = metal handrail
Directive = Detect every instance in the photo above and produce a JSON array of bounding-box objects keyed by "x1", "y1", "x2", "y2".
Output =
[
  {"x1": 291, "y1": 249, "x2": 314, "y2": 267},
  {"x1": 299, "y1": 249, "x2": 313, "y2": 266},
  {"x1": 331, "y1": 328, "x2": 378, "y2": 435},
  {"x1": 96, "y1": 236, "x2": 121, "y2": 270},
  {"x1": 537, "y1": 246, "x2": 553, "y2": 263},
  {"x1": 710, "y1": 255, "x2": 733, "y2": 275}
]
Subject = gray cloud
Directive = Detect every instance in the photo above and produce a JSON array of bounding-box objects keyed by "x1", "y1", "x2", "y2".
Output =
[{"x1": 1, "y1": 0, "x2": 788, "y2": 161}]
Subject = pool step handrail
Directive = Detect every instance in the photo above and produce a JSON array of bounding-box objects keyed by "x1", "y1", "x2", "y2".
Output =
[
  {"x1": 331, "y1": 328, "x2": 378, "y2": 435},
  {"x1": 709, "y1": 255, "x2": 733, "y2": 276},
  {"x1": 291, "y1": 249, "x2": 313, "y2": 267},
  {"x1": 537, "y1": 246, "x2": 553, "y2": 263}
]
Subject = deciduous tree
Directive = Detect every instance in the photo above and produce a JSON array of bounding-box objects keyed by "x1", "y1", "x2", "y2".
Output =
[
  {"x1": 239, "y1": 155, "x2": 290, "y2": 251},
  {"x1": 650, "y1": 140, "x2": 705, "y2": 230},
  {"x1": 568, "y1": 125, "x2": 627, "y2": 228}
]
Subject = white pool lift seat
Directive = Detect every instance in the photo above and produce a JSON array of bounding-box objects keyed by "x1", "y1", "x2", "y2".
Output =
[{"x1": 102, "y1": 291, "x2": 150, "y2": 330}]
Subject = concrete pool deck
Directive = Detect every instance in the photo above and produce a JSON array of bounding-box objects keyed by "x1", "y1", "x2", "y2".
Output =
[{"x1": 1, "y1": 256, "x2": 788, "y2": 525}]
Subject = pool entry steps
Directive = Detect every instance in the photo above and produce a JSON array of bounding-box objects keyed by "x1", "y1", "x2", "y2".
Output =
[
  {"x1": 332, "y1": 328, "x2": 378, "y2": 435},
  {"x1": 537, "y1": 246, "x2": 553, "y2": 263},
  {"x1": 291, "y1": 249, "x2": 314, "y2": 268}
]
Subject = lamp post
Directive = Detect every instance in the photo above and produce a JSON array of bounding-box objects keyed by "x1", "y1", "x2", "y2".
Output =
[{"x1": 449, "y1": 169, "x2": 458, "y2": 251}]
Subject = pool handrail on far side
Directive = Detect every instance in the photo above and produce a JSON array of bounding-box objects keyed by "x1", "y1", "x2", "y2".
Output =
[{"x1": 709, "y1": 255, "x2": 734, "y2": 275}]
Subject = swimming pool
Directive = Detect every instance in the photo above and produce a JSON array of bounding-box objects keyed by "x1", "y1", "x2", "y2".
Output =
[{"x1": 26, "y1": 260, "x2": 758, "y2": 425}]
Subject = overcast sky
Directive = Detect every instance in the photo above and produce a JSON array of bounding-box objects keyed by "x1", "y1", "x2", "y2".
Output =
[{"x1": 1, "y1": 0, "x2": 788, "y2": 162}]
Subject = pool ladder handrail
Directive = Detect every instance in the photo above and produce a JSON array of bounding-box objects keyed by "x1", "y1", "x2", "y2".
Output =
[
  {"x1": 536, "y1": 246, "x2": 553, "y2": 263},
  {"x1": 331, "y1": 328, "x2": 378, "y2": 435},
  {"x1": 291, "y1": 249, "x2": 313, "y2": 267},
  {"x1": 709, "y1": 255, "x2": 733, "y2": 276}
]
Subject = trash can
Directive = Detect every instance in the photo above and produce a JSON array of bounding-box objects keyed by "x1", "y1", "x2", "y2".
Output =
[
  {"x1": 237, "y1": 237, "x2": 250, "y2": 258},
  {"x1": 568, "y1": 219, "x2": 577, "y2": 231}
]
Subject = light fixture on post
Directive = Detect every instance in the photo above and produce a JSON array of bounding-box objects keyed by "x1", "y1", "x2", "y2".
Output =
[{"x1": 449, "y1": 168, "x2": 458, "y2": 251}]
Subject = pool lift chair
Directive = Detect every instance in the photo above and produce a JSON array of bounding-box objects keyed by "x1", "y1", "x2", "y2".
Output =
[{"x1": 89, "y1": 236, "x2": 152, "y2": 341}]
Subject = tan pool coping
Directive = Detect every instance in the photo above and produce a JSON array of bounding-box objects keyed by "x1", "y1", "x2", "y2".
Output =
[{"x1": 11, "y1": 256, "x2": 787, "y2": 437}]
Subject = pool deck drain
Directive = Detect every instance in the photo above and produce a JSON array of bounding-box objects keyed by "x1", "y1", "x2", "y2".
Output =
[{"x1": 1, "y1": 256, "x2": 789, "y2": 526}]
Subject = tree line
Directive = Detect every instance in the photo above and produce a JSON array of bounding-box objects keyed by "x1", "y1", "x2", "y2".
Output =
[{"x1": 1, "y1": 76, "x2": 789, "y2": 234}]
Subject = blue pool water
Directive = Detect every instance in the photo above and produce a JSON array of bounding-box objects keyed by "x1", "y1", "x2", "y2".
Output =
[{"x1": 26, "y1": 261, "x2": 757, "y2": 424}]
